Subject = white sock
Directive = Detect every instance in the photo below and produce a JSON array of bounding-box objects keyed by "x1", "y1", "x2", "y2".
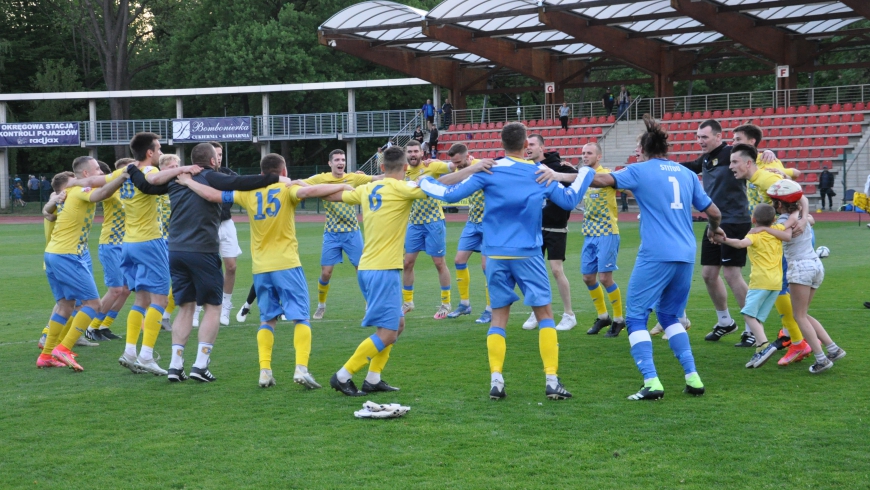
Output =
[
  {"x1": 614, "y1": 316, "x2": 624, "y2": 323},
  {"x1": 194, "y1": 305, "x2": 202, "y2": 316},
  {"x1": 598, "y1": 313, "x2": 610, "y2": 320},
  {"x1": 193, "y1": 342, "x2": 212, "y2": 369},
  {"x1": 744, "y1": 323, "x2": 752, "y2": 334},
  {"x1": 222, "y1": 293, "x2": 232, "y2": 306},
  {"x1": 716, "y1": 310, "x2": 733, "y2": 327},
  {"x1": 826, "y1": 342, "x2": 840, "y2": 353},
  {"x1": 563, "y1": 312, "x2": 575, "y2": 318},
  {"x1": 485, "y1": 305, "x2": 492, "y2": 312},
  {"x1": 162, "y1": 311, "x2": 171, "y2": 320},
  {"x1": 337, "y1": 367, "x2": 352, "y2": 383},
  {"x1": 139, "y1": 345, "x2": 154, "y2": 361},
  {"x1": 491, "y1": 372, "x2": 504, "y2": 385},
  {"x1": 317, "y1": 302, "x2": 325, "y2": 308},
  {"x1": 295, "y1": 364, "x2": 308, "y2": 374},
  {"x1": 170, "y1": 344, "x2": 185, "y2": 369},
  {"x1": 460, "y1": 299, "x2": 470, "y2": 306},
  {"x1": 125, "y1": 343, "x2": 137, "y2": 357},
  {"x1": 365, "y1": 371, "x2": 381, "y2": 384},
  {"x1": 546, "y1": 374, "x2": 559, "y2": 388},
  {"x1": 814, "y1": 352, "x2": 828, "y2": 363}
]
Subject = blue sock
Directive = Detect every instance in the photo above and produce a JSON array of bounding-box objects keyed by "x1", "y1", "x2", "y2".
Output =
[
  {"x1": 627, "y1": 317, "x2": 657, "y2": 380},
  {"x1": 659, "y1": 313, "x2": 696, "y2": 375}
]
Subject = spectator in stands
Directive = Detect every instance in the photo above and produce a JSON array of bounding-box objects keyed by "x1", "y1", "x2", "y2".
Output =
[
  {"x1": 440, "y1": 98, "x2": 453, "y2": 130},
  {"x1": 818, "y1": 166, "x2": 835, "y2": 210},
  {"x1": 427, "y1": 120, "x2": 439, "y2": 158},
  {"x1": 421, "y1": 99, "x2": 436, "y2": 125},
  {"x1": 28, "y1": 174, "x2": 39, "y2": 200},
  {"x1": 40, "y1": 175, "x2": 52, "y2": 201},
  {"x1": 617, "y1": 85, "x2": 631, "y2": 118},
  {"x1": 413, "y1": 126, "x2": 424, "y2": 145},
  {"x1": 559, "y1": 102, "x2": 571, "y2": 130},
  {"x1": 603, "y1": 87, "x2": 615, "y2": 116}
]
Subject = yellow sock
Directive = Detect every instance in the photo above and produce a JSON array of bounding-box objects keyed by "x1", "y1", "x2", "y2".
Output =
[
  {"x1": 456, "y1": 265, "x2": 471, "y2": 301},
  {"x1": 775, "y1": 294, "x2": 803, "y2": 343},
  {"x1": 126, "y1": 306, "x2": 145, "y2": 344},
  {"x1": 141, "y1": 304, "x2": 164, "y2": 349},
  {"x1": 61, "y1": 306, "x2": 97, "y2": 350},
  {"x1": 588, "y1": 283, "x2": 608, "y2": 317},
  {"x1": 440, "y1": 286, "x2": 451, "y2": 305},
  {"x1": 165, "y1": 289, "x2": 176, "y2": 315},
  {"x1": 257, "y1": 326, "x2": 274, "y2": 370},
  {"x1": 42, "y1": 313, "x2": 68, "y2": 355},
  {"x1": 343, "y1": 335, "x2": 383, "y2": 375},
  {"x1": 41, "y1": 326, "x2": 49, "y2": 335},
  {"x1": 539, "y1": 324, "x2": 559, "y2": 376},
  {"x1": 59, "y1": 316, "x2": 74, "y2": 342},
  {"x1": 606, "y1": 284, "x2": 623, "y2": 319},
  {"x1": 486, "y1": 327, "x2": 507, "y2": 373},
  {"x1": 402, "y1": 286, "x2": 414, "y2": 303},
  {"x1": 294, "y1": 322, "x2": 312, "y2": 367},
  {"x1": 368, "y1": 344, "x2": 393, "y2": 373},
  {"x1": 484, "y1": 279, "x2": 491, "y2": 307},
  {"x1": 88, "y1": 315, "x2": 102, "y2": 331},
  {"x1": 317, "y1": 280, "x2": 330, "y2": 305}
]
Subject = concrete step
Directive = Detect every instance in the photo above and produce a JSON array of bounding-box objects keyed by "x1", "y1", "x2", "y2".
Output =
[{"x1": 601, "y1": 120, "x2": 646, "y2": 167}]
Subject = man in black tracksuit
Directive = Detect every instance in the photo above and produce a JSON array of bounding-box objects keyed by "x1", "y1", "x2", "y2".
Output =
[{"x1": 818, "y1": 167, "x2": 835, "y2": 210}]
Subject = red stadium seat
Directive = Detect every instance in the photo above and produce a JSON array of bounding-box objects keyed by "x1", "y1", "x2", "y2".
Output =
[
  {"x1": 806, "y1": 116, "x2": 817, "y2": 125},
  {"x1": 775, "y1": 106, "x2": 785, "y2": 115},
  {"x1": 764, "y1": 107, "x2": 774, "y2": 116},
  {"x1": 822, "y1": 148, "x2": 833, "y2": 158},
  {"x1": 804, "y1": 184, "x2": 816, "y2": 194},
  {"x1": 545, "y1": 119, "x2": 554, "y2": 126},
  {"x1": 766, "y1": 139, "x2": 778, "y2": 149},
  {"x1": 753, "y1": 108, "x2": 763, "y2": 116},
  {"x1": 607, "y1": 115, "x2": 616, "y2": 123},
  {"x1": 786, "y1": 150, "x2": 797, "y2": 159},
  {"x1": 855, "y1": 102, "x2": 865, "y2": 110},
  {"x1": 831, "y1": 103, "x2": 841, "y2": 111},
  {"x1": 787, "y1": 106, "x2": 797, "y2": 114},
  {"x1": 567, "y1": 128, "x2": 576, "y2": 136},
  {"x1": 733, "y1": 109, "x2": 743, "y2": 117},
  {"x1": 770, "y1": 128, "x2": 781, "y2": 137},
  {"x1": 843, "y1": 102, "x2": 854, "y2": 111},
  {"x1": 801, "y1": 138, "x2": 812, "y2": 147},
  {"x1": 806, "y1": 173, "x2": 818, "y2": 183},
  {"x1": 854, "y1": 113, "x2": 865, "y2": 122},
  {"x1": 809, "y1": 161, "x2": 820, "y2": 170},
  {"x1": 593, "y1": 127, "x2": 602, "y2": 134},
  {"x1": 797, "y1": 106, "x2": 807, "y2": 114},
  {"x1": 571, "y1": 118, "x2": 580, "y2": 125},
  {"x1": 579, "y1": 117, "x2": 589, "y2": 124},
  {"x1": 713, "y1": 110, "x2": 722, "y2": 118},
  {"x1": 809, "y1": 105, "x2": 819, "y2": 113},
  {"x1": 723, "y1": 109, "x2": 733, "y2": 117},
  {"x1": 818, "y1": 115, "x2": 829, "y2": 124},
  {"x1": 820, "y1": 104, "x2": 830, "y2": 112},
  {"x1": 837, "y1": 136, "x2": 848, "y2": 146},
  {"x1": 663, "y1": 113, "x2": 673, "y2": 121},
  {"x1": 851, "y1": 124, "x2": 861, "y2": 133},
  {"x1": 813, "y1": 137, "x2": 824, "y2": 146},
  {"x1": 692, "y1": 111, "x2": 701, "y2": 119},
  {"x1": 760, "y1": 118, "x2": 771, "y2": 127},
  {"x1": 798, "y1": 149, "x2": 809, "y2": 159},
  {"x1": 496, "y1": 122, "x2": 504, "y2": 129},
  {"x1": 810, "y1": 148, "x2": 821, "y2": 159},
  {"x1": 825, "y1": 137, "x2": 836, "y2": 146}
]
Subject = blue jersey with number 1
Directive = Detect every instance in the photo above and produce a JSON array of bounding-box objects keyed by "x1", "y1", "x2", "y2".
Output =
[{"x1": 611, "y1": 158, "x2": 713, "y2": 263}]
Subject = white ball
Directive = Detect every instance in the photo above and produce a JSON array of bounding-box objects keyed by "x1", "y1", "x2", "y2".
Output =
[{"x1": 816, "y1": 246, "x2": 830, "y2": 259}]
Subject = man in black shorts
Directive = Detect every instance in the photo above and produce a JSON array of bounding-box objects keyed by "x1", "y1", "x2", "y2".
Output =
[
  {"x1": 682, "y1": 119, "x2": 775, "y2": 347},
  {"x1": 522, "y1": 134, "x2": 578, "y2": 331}
]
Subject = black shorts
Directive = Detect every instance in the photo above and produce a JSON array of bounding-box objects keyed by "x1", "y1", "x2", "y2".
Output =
[
  {"x1": 541, "y1": 230, "x2": 568, "y2": 261},
  {"x1": 169, "y1": 251, "x2": 223, "y2": 306},
  {"x1": 701, "y1": 222, "x2": 750, "y2": 267}
]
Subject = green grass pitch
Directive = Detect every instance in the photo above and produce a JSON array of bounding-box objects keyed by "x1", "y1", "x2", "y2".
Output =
[{"x1": 1, "y1": 220, "x2": 868, "y2": 488}]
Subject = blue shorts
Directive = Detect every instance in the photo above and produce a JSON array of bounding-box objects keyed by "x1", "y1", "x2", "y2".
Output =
[
  {"x1": 44, "y1": 253, "x2": 100, "y2": 302},
  {"x1": 321, "y1": 231, "x2": 363, "y2": 267},
  {"x1": 741, "y1": 289, "x2": 779, "y2": 322},
  {"x1": 253, "y1": 267, "x2": 310, "y2": 323},
  {"x1": 485, "y1": 255, "x2": 551, "y2": 309},
  {"x1": 626, "y1": 260, "x2": 693, "y2": 320},
  {"x1": 581, "y1": 234, "x2": 620, "y2": 275},
  {"x1": 358, "y1": 269, "x2": 403, "y2": 331},
  {"x1": 457, "y1": 221, "x2": 484, "y2": 253},
  {"x1": 405, "y1": 221, "x2": 446, "y2": 257},
  {"x1": 98, "y1": 244, "x2": 126, "y2": 288},
  {"x1": 121, "y1": 239, "x2": 170, "y2": 295},
  {"x1": 169, "y1": 251, "x2": 222, "y2": 307},
  {"x1": 82, "y1": 249, "x2": 93, "y2": 275}
]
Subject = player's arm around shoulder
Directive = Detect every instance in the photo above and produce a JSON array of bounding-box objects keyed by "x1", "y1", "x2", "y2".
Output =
[
  {"x1": 297, "y1": 183, "x2": 354, "y2": 201},
  {"x1": 336, "y1": 184, "x2": 366, "y2": 205},
  {"x1": 88, "y1": 171, "x2": 128, "y2": 202},
  {"x1": 176, "y1": 173, "x2": 224, "y2": 203},
  {"x1": 418, "y1": 173, "x2": 479, "y2": 203}
]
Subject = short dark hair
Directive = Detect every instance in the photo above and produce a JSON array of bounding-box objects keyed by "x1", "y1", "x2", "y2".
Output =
[
  {"x1": 115, "y1": 157, "x2": 136, "y2": 169},
  {"x1": 699, "y1": 119, "x2": 722, "y2": 134},
  {"x1": 447, "y1": 143, "x2": 468, "y2": 157},
  {"x1": 328, "y1": 149, "x2": 345, "y2": 162},
  {"x1": 528, "y1": 134, "x2": 545, "y2": 146},
  {"x1": 190, "y1": 142, "x2": 217, "y2": 167},
  {"x1": 584, "y1": 142, "x2": 602, "y2": 155},
  {"x1": 97, "y1": 160, "x2": 111, "y2": 175},
  {"x1": 130, "y1": 132, "x2": 160, "y2": 161},
  {"x1": 731, "y1": 143, "x2": 758, "y2": 162},
  {"x1": 639, "y1": 114, "x2": 669, "y2": 158},
  {"x1": 208, "y1": 141, "x2": 222, "y2": 149},
  {"x1": 753, "y1": 203, "x2": 776, "y2": 226},
  {"x1": 383, "y1": 146, "x2": 406, "y2": 172},
  {"x1": 51, "y1": 171, "x2": 75, "y2": 192},
  {"x1": 734, "y1": 124, "x2": 763, "y2": 146},
  {"x1": 405, "y1": 139, "x2": 421, "y2": 149},
  {"x1": 72, "y1": 156, "x2": 94, "y2": 176},
  {"x1": 260, "y1": 153, "x2": 285, "y2": 176},
  {"x1": 501, "y1": 122, "x2": 527, "y2": 153}
]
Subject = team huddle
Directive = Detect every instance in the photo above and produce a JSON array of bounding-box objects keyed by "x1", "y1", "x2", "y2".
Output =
[{"x1": 35, "y1": 116, "x2": 845, "y2": 401}]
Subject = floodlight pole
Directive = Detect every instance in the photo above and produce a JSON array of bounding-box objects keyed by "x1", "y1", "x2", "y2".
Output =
[
  {"x1": 261, "y1": 94, "x2": 270, "y2": 159},
  {"x1": 176, "y1": 98, "x2": 184, "y2": 164},
  {"x1": 346, "y1": 89, "x2": 357, "y2": 172},
  {"x1": 0, "y1": 102, "x2": 7, "y2": 210},
  {"x1": 88, "y1": 100, "x2": 97, "y2": 159}
]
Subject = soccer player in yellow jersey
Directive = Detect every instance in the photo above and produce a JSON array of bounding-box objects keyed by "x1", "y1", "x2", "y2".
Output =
[
  {"x1": 303, "y1": 149, "x2": 383, "y2": 320},
  {"x1": 401, "y1": 140, "x2": 459, "y2": 319},
  {"x1": 733, "y1": 124, "x2": 801, "y2": 216},
  {"x1": 73, "y1": 132, "x2": 200, "y2": 375},
  {"x1": 177, "y1": 153, "x2": 350, "y2": 388},
  {"x1": 440, "y1": 143, "x2": 492, "y2": 323},
  {"x1": 85, "y1": 159, "x2": 134, "y2": 342},
  {"x1": 38, "y1": 156, "x2": 127, "y2": 370},
  {"x1": 327, "y1": 146, "x2": 429, "y2": 396},
  {"x1": 728, "y1": 143, "x2": 813, "y2": 364},
  {"x1": 577, "y1": 142, "x2": 626, "y2": 338}
]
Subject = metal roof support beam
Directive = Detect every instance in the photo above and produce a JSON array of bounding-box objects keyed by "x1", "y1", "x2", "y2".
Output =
[
  {"x1": 421, "y1": 22, "x2": 585, "y2": 103},
  {"x1": 539, "y1": 9, "x2": 693, "y2": 97},
  {"x1": 317, "y1": 33, "x2": 487, "y2": 110},
  {"x1": 670, "y1": 0, "x2": 817, "y2": 89},
  {"x1": 839, "y1": 0, "x2": 870, "y2": 21}
]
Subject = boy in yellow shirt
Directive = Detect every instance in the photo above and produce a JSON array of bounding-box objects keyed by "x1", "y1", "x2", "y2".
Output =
[{"x1": 714, "y1": 203, "x2": 787, "y2": 369}]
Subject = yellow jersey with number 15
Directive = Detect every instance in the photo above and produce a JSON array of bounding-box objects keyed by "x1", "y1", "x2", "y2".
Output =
[
  {"x1": 342, "y1": 178, "x2": 426, "y2": 270},
  {"x1": 105, "y1": 166, "x2": 162, "y2": 243},
  {"x1": 226, "y1": 184, "x2": 302, "y2": 274}
]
